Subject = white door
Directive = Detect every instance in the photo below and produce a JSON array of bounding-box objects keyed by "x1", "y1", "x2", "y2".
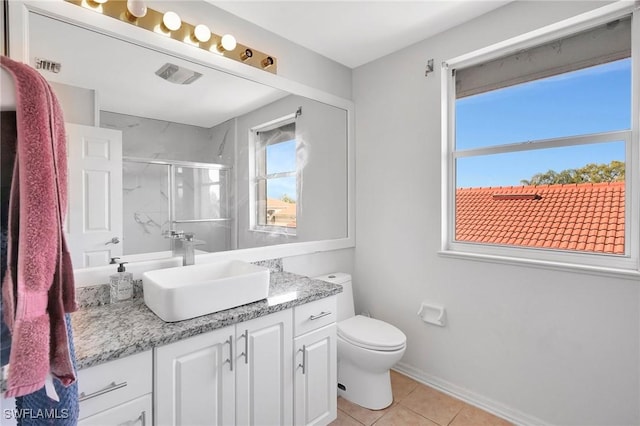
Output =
[
  {"x1": 294, "y1": 324, "x2": 337, "y2": 426},
  {"x1": 66, "y1": 123, "x2": 123, "y2": 267},
  {"x1": 236, "y1": 310, "x2": 293, "y2": 426},
  {"x1": 155, "y1": 327, "x2": 235, "y2": 426}
]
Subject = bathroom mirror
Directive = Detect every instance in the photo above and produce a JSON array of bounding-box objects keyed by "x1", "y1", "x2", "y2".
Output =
[{"x1": 8, "y1": 1, "x2": 353, "y2": 274}]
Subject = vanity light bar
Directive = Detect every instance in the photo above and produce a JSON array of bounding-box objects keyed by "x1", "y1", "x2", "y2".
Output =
[{"x1": 65, "y1": 0, "x2": 278, "y2": 74}]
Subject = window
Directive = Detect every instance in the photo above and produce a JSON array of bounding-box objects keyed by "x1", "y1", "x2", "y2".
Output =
[
  {"x1": 252, "y1": 118, "x2": 297, "y2": 234},
  {"x1": 443, "y1": 9, "x2": 639, "y2": 273}
]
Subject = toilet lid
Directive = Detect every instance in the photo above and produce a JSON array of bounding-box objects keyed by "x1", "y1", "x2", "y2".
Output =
[{"x1": 338, "y1": 315, "x2": 406, "y2": 351}]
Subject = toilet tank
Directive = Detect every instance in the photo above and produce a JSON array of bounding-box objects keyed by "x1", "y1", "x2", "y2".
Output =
[{"x1": 313, "y1": 273, "x2": 354, "y2": 322}]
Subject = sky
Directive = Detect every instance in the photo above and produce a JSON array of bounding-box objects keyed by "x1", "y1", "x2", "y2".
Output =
[
  {"x1": 455, "y1": 58, "x2": 631, "y2": 188},
  {"x1": 266, "y1": 139, "x2": 297, "y2": 201}
]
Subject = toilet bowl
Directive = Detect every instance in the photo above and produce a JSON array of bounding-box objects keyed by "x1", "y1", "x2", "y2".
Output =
[{"x1": 315, "y1": 273, "x2": 406, "y2": 410}]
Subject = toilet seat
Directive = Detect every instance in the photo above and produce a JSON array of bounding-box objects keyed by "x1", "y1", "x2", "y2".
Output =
[{"x1": 338, "y1": 315, "x2": 406, "y2": 351}]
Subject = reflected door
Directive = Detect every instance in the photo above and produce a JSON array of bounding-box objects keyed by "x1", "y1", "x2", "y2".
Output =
[{"x1": 66, "y1": 123, "x2": 123, "y2": 267}]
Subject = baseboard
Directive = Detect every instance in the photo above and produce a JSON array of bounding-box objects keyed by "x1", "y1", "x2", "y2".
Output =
[{"x1": 393, "y1": 362, "x2": 551, "y2": 426}]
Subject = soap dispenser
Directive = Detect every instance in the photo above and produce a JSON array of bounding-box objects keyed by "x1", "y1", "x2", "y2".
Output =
[{"x1": 110, "y1": 262, "x2": 133, "y2": 303}]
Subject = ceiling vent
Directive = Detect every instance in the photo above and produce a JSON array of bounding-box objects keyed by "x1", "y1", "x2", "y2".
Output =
[{"x1": 155, "y1": 63, "x2": 202, "y2": 85}]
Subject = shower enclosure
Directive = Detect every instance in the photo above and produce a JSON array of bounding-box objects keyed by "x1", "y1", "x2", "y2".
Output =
[{"x1": 122, "y1": 157, "x2": 233, "y2": 256}]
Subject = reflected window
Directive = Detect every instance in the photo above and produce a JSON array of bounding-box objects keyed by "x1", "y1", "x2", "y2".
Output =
[{"x1": 253, "y1": 119, "x2": 297, "y2": 233}]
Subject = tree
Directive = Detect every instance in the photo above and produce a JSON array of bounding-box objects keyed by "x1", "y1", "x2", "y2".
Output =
[
  {"x1": 280, "y1": 194, "x2": 296, "y2": 203},
  {"x1": 520, "y1": 160, "x2": 625, "y2": 185}
]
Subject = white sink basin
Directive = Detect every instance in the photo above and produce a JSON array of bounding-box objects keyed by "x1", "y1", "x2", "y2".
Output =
[{"x1": 142, "y1": 260, "x2": 270, "y2": 322}]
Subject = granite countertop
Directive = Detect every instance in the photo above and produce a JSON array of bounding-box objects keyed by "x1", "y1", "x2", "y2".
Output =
[{"x1": 71, "y1": 271, "x2": 342, "y2": 370}]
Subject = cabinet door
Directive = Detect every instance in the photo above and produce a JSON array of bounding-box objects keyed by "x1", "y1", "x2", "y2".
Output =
[
  {"x1": 155, "y1": 327, "x2": 235, "y2": 426},
  {"x1": 294, "y1": 324, "x2": 337, "y2": 426},
  {"x1": 236, "y1": 309, "x2": 293, "y2": 426},
  {"x1": 78, "y1": 394, "x2": 151, "y2": 426}
]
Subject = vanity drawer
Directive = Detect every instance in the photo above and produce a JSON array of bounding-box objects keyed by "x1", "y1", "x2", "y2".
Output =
[
  {"x1": 78, "y1": 350, "x2": 152, "y2": 420},
  {"x1": 78, "y1": 394, "x2": 151, "y2": 426},
  {"x1": 294, "y1": 296, "x2": 337, "y2": 337}
]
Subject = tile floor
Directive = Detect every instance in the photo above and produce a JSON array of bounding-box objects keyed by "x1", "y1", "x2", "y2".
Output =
[{"x1": 329, "y1": 370, "x2": 513, "y2": 426}]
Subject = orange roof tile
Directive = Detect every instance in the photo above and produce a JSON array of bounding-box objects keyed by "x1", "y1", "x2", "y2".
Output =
[{"x1": 455, "y1": 182, "x2": 625, "y2": 255}]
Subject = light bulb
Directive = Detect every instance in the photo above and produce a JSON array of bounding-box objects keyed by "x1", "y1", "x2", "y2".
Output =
[
  {"x1": 193, "y1": 24, "x2": 211, "y2": 43},
  {"x1": 92, "y1": 0, "x2": 108, "y2": 4},
  {"x1": 219, "y1": 34, "x2": 237, "y2": 52},
  {"x1": 126, "y1": 0, "x2": 147, "y2": 18},
  {"x1": 162, "y1": 11, "x2": 182, "y2": 32}
]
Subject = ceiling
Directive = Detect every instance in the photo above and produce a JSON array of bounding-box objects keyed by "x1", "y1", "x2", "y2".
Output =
[{"x1": 212, "y1": 1, "x2": 513, "y2": 69}]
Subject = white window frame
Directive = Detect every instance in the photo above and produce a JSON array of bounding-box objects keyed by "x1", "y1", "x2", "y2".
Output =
[
  {"x1": 440, "y1": 2, "x2": 640, "y2": 277},
  {"x1": 249, "y1": 113, "x2": 298, "y2": 236}
]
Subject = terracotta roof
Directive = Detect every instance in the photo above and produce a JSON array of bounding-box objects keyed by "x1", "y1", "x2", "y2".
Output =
[
  {"x1": 266, "y1": 198, "x2": 297, "y2": 227},
  {"x1": 456, "y1": 182, "x2": 625, "y2": 254}
]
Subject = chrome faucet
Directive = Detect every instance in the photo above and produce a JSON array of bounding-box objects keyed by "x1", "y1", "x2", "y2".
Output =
[
  {"x1": 181, "y1": 232, "x2": 197, "y2": 266},
  {"x1": 164, "y1": 230, "x2": 204, "y2": 266}
]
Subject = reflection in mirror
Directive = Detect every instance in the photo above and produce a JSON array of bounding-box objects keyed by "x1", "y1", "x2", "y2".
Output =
[{"x1": 28, "y1": 10, "x2": 348, "y2": 269}]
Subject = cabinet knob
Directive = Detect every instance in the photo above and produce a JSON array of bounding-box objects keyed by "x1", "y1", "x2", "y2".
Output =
[
  {"x1": 224, "y1": 335, "x2": 234, "y2": 371},
  {"x1": 78, "y1": 381, "x2": 128, "y2": 402},
  {"x1": 309, "y1": 311, "x2": 331, "y2": 320},
  {"x1": 240, "y1": 330, "x2": 249, "y2": 364},
  {"x1": 118, "y1": 410, "x2": 146, "y2": 426},
  {"x1": 298, "y1": 345, "x2": 307, "y2": 375}
]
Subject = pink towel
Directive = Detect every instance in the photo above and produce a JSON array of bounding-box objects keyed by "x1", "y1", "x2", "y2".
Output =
[{"x1": 1, "y1": 56, "x2": 78, "y2": 397}]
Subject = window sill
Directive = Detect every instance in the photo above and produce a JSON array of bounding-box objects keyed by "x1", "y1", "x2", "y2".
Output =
[
  {"x1": 438, "y1": 249, "x2": 640, "y2": 281},
  {"x1": 250, "y1": 227, "x2": 297, "y2": 237}
]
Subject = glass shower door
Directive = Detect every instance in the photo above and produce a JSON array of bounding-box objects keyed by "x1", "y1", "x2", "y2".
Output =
[{"x1": 172, "y1": 165, "x2": 232, "y2": 253}]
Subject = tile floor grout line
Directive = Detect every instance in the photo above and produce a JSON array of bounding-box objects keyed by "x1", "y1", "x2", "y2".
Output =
[
  {"x1": 446, "y1": 405, "x2": 465, "y2": 426},
  {"x1": 396, "y1": 398, "x2": 446, "y2": 426},
  {"x1": 338, "y1": 407, "x2": 368, "y2": 425}
]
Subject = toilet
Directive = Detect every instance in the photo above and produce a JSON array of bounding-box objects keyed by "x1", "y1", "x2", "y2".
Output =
[{"x1": 315, "y1": 273, "x2": 406, "y2": 410}]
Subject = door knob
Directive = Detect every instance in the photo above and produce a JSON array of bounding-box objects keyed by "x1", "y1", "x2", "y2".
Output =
[{"x1": 105, "y1": 237, "x2": 120, "y2": 245}]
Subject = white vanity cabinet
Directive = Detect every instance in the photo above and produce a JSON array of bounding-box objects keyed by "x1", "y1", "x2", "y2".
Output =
[
  {"x1": 78, "y1": 349, "x2": 153, "y2": 425},
  {"x1": 293, "y1": 297, "x2": 338, "y2": 426},
  {"x1": 155, "y1": 309, "x2": 293, "y2": 426},
  {"x1": 236, "y1": 309, "x2": 293, "y2": 426},
  {"x1": 155, "y1": 325, "x2": 235, "y2": 426}
]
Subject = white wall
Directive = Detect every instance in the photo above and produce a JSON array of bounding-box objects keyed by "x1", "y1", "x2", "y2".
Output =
[
  {"x1": 50, "y1": 81, "x2": 96, "y2": 126},
  {"x1": 283, "y1": 248, "x2": 354, "y2": 278},
  {"x1": 353, "y1": 1, "x2": 639, "y2": 425}
]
